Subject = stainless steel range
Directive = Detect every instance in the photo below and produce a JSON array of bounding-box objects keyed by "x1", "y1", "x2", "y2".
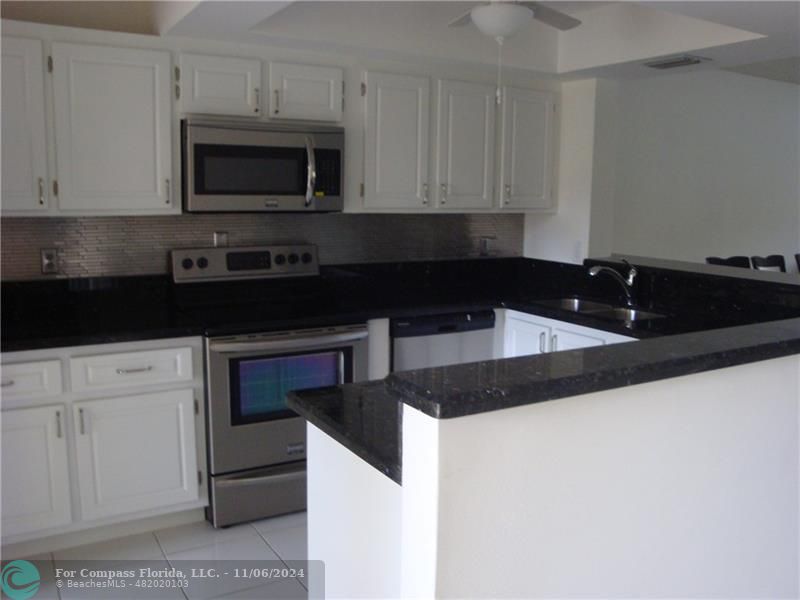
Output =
[{"x1": 171, "y1": 244, "x2": 369, "y2": 527}]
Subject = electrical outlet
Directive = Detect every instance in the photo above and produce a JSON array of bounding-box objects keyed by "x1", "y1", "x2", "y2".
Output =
[
  {"x1": 479, "y1": 236, "x2": 495, "y2": 257},
  {"x1": 40, "y1": 248, "x2": 59, "y2": 275},
  {"x1": 213, "y1": 231, "x2": 229, "y2": 247}
]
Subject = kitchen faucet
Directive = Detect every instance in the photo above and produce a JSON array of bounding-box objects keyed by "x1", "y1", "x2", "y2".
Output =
[{"x1": 588, "y1": 259, "x2": 638, "y2": 307}]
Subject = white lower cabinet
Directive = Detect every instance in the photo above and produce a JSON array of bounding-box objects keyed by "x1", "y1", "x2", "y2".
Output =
[
  {"x1": 504, "y1": 310, "x2": 635, "y2": 358},
  {"x1": 504, "y1": 315, "x2": 550, "y2": 357},
  {"x1": 73, "y1": 389, "x2": 198, "y2": 521},
  {"x1": 1, "y1": 405, "x2": 72, "y2": 537},
  {"x1": 1, "y1": 337, "x2": 205, "y2": 544}
]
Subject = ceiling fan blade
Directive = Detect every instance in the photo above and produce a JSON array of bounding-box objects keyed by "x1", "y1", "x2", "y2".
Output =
[
  {"x1": 447, "y1": 7, "x2": 475, "y2": 27},
  {"x1": 520, "y1": 2, "x2": 582, "y2": 30}
]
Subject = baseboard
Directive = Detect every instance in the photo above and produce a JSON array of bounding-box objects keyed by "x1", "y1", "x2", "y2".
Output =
[{"x1": 2, "y1": 508, "x2": 206, "y2": 559}]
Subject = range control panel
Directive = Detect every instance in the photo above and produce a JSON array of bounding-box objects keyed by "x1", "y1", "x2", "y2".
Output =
[{"x1": 171, "y1": 244, "x2": 319, "y2": 283}]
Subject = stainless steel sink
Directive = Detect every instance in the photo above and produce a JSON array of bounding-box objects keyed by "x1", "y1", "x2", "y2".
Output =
[
  {"x1": 534, "y1": 298, "x2": 615, "y2": 313},
  {"x1": 533, "y1": 297, "x2": 666, "y2": 322},
  {"x1": 590, "y1": 307, "x2": 667, "y2": 322}
]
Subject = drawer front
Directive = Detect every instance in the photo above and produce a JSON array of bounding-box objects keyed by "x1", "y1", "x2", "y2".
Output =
[
  {"x1": 70, "y1": 347, "x2": 193, "y2": 392},
  {"x1": 0, "y1": 360, "x2": 63, "y2": 400}
]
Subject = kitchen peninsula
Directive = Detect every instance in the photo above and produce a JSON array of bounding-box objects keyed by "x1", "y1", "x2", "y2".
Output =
[{"x1": 288, "y1": 256, "x2": 800, "y2": 599}]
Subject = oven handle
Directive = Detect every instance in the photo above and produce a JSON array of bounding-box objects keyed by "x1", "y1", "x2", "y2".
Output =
[
  {"x1": 305, "y1": 135, "x2": 316, "y2": 208},
  {"x1": 208, "y1": 330, "x2": 367, "y2": 354}
]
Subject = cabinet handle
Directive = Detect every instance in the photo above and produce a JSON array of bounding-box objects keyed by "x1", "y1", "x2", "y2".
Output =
[
  {"x1": 504, "y1": 184, "x2": 512, "y2": 205},
  {"x1": 440, "y1": 183, "x2": 447, "y2": 205},
  {"x1": 539, "y1": 332, "x2": 546, "y2": 353},
  {"x1": 165, "y1": 179, "x2": 171, "y2": 205},
  {"x1": 0, "y1": 379, "x2": 14, "y2": 388},
  {"x1": 38, "y1": 177, "x2": 45, "y2": 205},
  {"x1": 274, "y1": 89, "x2": 280, "y2": 114},
  {"x1": 552, "y1": 335, "x2": 558, "y2": 351},
  {"x1": 254, "y1": 87, "x2": 260, "y2": 113},
  {"x1": 79, "y1": 408, "x2": 86, "y2": 435},
  {"x1": 116, "y1": 365, "x2": 153, "y2": 375},
  {"x1": 55, "y1": 410, "x2": 62, "y2": 439},
  {"x1": 422, "y1": 183, "x2": 429, "y2": 205}
]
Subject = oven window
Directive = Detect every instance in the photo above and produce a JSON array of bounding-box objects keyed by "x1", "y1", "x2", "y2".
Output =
[
  {"x1": 229, "y1": 349, "x2": 350, "y2": 425},
  {"x1": 195, "y1": 144, "x2": 307, "y2": 195}
]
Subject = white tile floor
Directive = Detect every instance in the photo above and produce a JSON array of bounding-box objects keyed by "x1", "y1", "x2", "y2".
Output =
[{"x1": 17, "y1": 512, "x2": 309, "y2": 600}]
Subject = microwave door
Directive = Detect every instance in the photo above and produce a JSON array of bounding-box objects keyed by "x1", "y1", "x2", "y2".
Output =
[{"x1": 183, "y1": 121, "x2": 343, "y2": 213}]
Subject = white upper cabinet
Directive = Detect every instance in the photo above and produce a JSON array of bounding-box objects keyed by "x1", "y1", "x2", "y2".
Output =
[
  {"x1": 179, "y1": 53, "x2": 261, "y2": 117},
  {"x1": 2, "y1": 37, "x2": 49, "y2": 212},
  {"x1": 499, "y1": 87, "x2": 556, "y2": 211},
  {"x1": 435, "y1": 80, "x2": 495, "y2": 210},
  {"x1": 51, "y1": 43, "x2": 174, "y2": 213},
  {"x1": 2, "y1": 405, "x2": 72, "y2": 536},
  {"x1": 364, "y1": 71, "x2": 430, "y2": 210},
  {"x1": 73, "y1": 389, "x2": 198, "y2": 521},
  {"x1": 269, "y1": 62, "x2": 343, "y2": 122}
]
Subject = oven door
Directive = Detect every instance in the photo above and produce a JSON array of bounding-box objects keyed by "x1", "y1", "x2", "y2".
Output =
[
  {"x1": 183, "y1": 122, "x2": 343, "y2": 212},
  {"x1": 205, "y1": 325, "x2": 368, "y2": 475}
]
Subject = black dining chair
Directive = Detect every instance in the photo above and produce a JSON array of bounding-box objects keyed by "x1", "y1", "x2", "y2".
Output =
[
  {"x1": 751, "y1": 255, "x2": 786, "y2": 272},
  {"x1": 705, "y1": 256, "x2": 751, "y2": 269}
]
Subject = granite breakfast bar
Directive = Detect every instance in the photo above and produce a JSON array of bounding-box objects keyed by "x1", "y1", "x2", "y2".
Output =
[{"x1": 288, "y1": 260, "x2": 800, "y2": 599}]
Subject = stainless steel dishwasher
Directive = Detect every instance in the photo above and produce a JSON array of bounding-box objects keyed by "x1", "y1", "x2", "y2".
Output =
[{"x1": 391, "y1": 310, "x2": 497, "y2": 371}]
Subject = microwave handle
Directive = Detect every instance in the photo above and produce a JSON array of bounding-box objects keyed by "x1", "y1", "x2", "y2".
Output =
[{"x1": 305, "y1": 135, "x2": 317, "y2": 208}]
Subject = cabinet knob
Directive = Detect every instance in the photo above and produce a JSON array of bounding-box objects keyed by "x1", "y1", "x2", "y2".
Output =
[
  {"x1": 440, "y1": 183, "x2": 447, "y2": 205},
  {"x1": 422, "y1": 183, "x2": 429, "y2": 205},
  {"x1": 38, "y1": 177, "x2": 45, "y2": 205},
  {"x1": 254, "y1": 88, "x2": 260, "y2": 113},
  {"x1": 504, "y1": 184, "x2": 511, "y2": 205},
  {"x1": 274, "y1": 89, "x2": 280, "y2": 114}
]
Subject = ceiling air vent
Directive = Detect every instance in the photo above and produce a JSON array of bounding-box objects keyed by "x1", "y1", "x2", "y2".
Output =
[{"x1": 645, "y1": 55, "x2": 709, "y2": 70}]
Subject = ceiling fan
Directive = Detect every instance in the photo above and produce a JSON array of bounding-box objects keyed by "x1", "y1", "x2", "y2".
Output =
[
  {"x1": 447, "y1": 2, "x2": 582, "y2": 36},
  {"x1": 447, "y1": 2, "x2": 582, "y2": 104}
]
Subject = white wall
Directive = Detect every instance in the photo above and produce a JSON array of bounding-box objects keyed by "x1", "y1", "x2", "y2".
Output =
[
  {"x1": 611, "y1": 70, "x2": 800, "y2": 267},
  {"x1": 404, "y1": 355, "x2": 799, "y2": 598}
]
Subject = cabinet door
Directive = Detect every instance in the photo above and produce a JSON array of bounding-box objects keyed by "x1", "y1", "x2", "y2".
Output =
[
  {"x1": 52, "y1": 43, "x2": 173, "y2": 212},
  {"x1": 550, "y1": 325, "x2": 607, "y2": 352},
  {"x1": 269, "y1": 62, "x2": 343, "y2": 122},
  {"x1": 1, "y1": 37, "x2": 49, "y2": 212},
  {"x1": 435, "y1": 80, "x2": 495, "y2": 210},
  {"x1": 179, "y1": 53, "x2": 261, "y2": 117},
  {"x1": 73, "y1": 389, "x2": 198, "y2": 521},
  {"x1": 364, "y1": 72, "x2": 430, "y2": 210},
  {"x1": 499, "y1": 87, "x2": 556, "y2": 210},
  {"x1": 2, "y1": 405, "x2": 72, "y2": 537},
  {"x1": 504, "y1": 316, "x2": 550, "y2": 358}
]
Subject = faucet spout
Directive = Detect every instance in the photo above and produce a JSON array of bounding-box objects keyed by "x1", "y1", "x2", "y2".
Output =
[{"x1": 588, "y1": 262, "x2": 637, "y2": 307}]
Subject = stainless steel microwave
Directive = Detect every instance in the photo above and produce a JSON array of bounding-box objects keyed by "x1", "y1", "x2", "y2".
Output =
[{"x1": 182, "y1": 118, "x2": 344, "y2": 212}]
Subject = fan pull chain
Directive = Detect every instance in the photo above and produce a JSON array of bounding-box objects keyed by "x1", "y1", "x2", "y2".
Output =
[{"x1": 495, "y1": 35, "x2": 504, "y2": 105}]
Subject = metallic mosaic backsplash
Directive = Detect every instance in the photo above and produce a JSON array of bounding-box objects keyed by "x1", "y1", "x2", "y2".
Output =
[{"x1": 1, "y1": 214, "x2": 523, "y2": 280}]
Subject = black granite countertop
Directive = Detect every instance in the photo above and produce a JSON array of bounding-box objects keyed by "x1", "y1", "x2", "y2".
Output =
[
  {"x1": 5, "y1": 256, "x2": 800, "y2": 484},
  {"x1": 287, "y1": 382, "x2": 402, "y2": 484}
]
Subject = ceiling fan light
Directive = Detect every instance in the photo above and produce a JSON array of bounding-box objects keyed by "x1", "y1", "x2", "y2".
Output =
[{"x1": 471, "y1": 4, "x2": 533, "y2": 38}]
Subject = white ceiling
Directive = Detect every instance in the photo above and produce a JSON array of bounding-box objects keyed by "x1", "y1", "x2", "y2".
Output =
[{"x1": 2, "y1": 1, "x2": 798, "y2": 81}]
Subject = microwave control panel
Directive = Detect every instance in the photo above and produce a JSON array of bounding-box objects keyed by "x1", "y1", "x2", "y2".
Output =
[{"x1": 171, "y1": 244, "x2": 319, "y2": 283}]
